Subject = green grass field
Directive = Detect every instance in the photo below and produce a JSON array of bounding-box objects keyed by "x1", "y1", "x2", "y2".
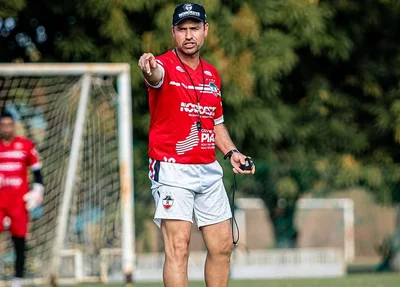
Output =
[{"x1": 28, "y1": 274, "x2": 399, "y2": 287}]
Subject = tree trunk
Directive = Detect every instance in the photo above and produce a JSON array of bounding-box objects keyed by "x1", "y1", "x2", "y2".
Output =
[{"x1": 391, "y1": 204, "x2": 400, "y2": 271}]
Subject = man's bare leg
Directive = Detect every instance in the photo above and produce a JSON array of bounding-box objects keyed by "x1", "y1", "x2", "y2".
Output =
[
  {"x1": 161, "y1": 219, "x2": 192, "y2": 287},
  {"x1": 201, "y1": 219, "x2": 233, "y2": 287}
]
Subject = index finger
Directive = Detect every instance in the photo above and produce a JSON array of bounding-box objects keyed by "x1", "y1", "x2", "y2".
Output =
[{"x1": 144, "y1": 53, "x2": 155, "y2": 61}]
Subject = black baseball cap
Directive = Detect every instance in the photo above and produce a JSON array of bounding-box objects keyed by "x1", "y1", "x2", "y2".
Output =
[
  {"x1": 172, "y1": 3, "x2": 207, "y2": 26},
  {"x1": 0, "y1": 110, "x2": 14, "y2": 121}
]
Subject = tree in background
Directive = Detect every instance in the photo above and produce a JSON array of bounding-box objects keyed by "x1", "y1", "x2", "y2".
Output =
[{"x1": 1, "y1": 0, "x2": 400, "y2": 266}]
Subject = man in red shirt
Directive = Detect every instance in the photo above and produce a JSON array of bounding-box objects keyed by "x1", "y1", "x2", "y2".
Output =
[
  {"x1": 0, "y1": 111, "x2": 44, "y2": 287},
  {"x1": 138, "y1": 3, "x2": 255, "y2": 287}
]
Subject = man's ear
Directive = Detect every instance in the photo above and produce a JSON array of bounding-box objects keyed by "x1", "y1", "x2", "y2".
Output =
[
  {"x1": 171, "y1": 25, "x2": 175, "y2": 37},
  {"x1": 204, "y1": 23, "x2": 209, "y2": 38}
]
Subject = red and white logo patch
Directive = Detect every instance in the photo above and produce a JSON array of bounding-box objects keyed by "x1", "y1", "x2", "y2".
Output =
[
  {"x1": 14, "y1": 142, "x2": 23, "y2": 150},
  {"x1": 162, "y1": 195, "x2": 174, "y2": 209}
]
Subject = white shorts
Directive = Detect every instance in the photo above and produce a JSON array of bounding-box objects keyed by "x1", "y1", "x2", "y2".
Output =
[{"x1": 149, "y1": 159, "x2": 232, "y2": 228}]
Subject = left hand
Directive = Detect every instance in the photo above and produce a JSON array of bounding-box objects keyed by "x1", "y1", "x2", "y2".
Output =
[
  {"x1": 230, "y1": 152, "x2": 255, "y2": 174},
  {"x1": 23, "y1": 183, "x2": 44, "y2": 211}
]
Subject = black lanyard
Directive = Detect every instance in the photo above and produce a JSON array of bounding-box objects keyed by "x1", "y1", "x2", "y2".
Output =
[{"x1": 174, "y1": 48, "x2": 205, "y2": 131}]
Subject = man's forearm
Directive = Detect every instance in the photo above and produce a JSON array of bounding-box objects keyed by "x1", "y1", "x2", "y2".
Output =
[
  {"x1": 143, "y1": 65, "x2": 163, "y2": 86},
  {"x1": 214, "y1": 123, "x2": 237, "y2": 156}
]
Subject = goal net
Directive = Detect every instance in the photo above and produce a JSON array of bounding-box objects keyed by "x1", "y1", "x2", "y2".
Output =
[
  {"x1": 295, "y1": 198, "x2": 355, "y2": 263},
  {"x1": 0, "y1": 64, "x2": 134, "y2": 284}
]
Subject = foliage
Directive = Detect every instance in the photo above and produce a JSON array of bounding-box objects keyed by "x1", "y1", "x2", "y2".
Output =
[{"x1": 2, "y1": 0, "x2": 400, "y2": 247}]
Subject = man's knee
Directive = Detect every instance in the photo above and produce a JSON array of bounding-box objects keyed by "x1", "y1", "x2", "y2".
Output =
[
  {"x1": 161, "y1": 220, "x2": 191, "y2": 265},
  {"x1": 165, "y1": 237, "x2": 190, "y2": 264},
  {"x1": 209, "y1": 237, "x2": 233, "y2": 259}
]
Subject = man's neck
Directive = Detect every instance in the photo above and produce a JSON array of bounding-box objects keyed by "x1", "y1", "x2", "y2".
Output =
[
  {"x1": 1, "y1": 136, "x2": 14, "y2": 145},
  {"x1": 174, "y1": 48, "x2": 200, "y2": 70}
]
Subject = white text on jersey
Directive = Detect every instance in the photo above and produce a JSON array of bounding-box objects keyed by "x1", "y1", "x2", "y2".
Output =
[
  {"x1": 0, "y1": 151, "x2": 25, "y2": 159},
  {"x1": 180, "y1": 102, "x2": 217, "y2": 117}
]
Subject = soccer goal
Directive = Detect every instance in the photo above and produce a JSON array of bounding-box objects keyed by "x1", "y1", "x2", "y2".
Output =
[
  {"x1": 296, "y1": 198, "x2": 355, "y2": 263},
  {"x1": 0, "y1": 64, "x2": 134, "y2": 285}
]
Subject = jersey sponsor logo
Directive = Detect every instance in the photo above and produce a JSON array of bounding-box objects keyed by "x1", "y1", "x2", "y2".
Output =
[
  {"x1": 176, "y1": 122, "x2": 199, "y2": 155},
  {"x1": 200, "y1": 129, "x2": 216, "y2": 150},
  {"x1": 162, "y1": 195, "x2": 174, "y2": 209},
  {"x1": 14, "y1": 142, "x2": 23, "y2": 150},
  {"x1": 204, "y1": 70, "x2": 212, "y2": 76},
  {"x1": 209, "y1": 82, "x2": 221, "y2": 97},
  {"x1": 0, "y1": 151, "x2": 25, "y2": 159},
  {"x1": 209, "y1": 82, "x2": 218, "y2": 92},
  {"x1": 6, "y1": 177, "x2": 23, "y2": 187},
  {"x1": 201, "y1": 132, "x2": 215, "y2": 143},
  {"x1": 180, "y1": 102, "x2": 217, "y2": 117},
  {"x1": 0, "y1": 176, "x2": 23, "y2": 187},
  {"x1": 0, "y1": 163, "x2": 23, "y2": 171}
]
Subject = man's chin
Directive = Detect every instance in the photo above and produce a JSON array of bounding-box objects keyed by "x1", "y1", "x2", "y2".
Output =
[
  {"x1": 1, "y1": 135, "x2": 13, "y2": 141},
  {"x1": 181, "y1": 46, "x2": 200, "y2": 56}
]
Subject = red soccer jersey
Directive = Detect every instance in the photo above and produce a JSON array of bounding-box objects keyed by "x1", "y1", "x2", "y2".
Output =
[
  {"x1": 0, "y1": 137, "x2": 40, "y2": 205},
  {"x1": 147, "y1": 50, "x2": 224, "y2": 164}
]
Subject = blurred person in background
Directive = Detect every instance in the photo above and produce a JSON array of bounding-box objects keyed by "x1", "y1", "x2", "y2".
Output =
[
  {"x1": 138, "y1": 3, "x2": 255, "y2": 287},
  {"x1": 0, "y1": 111, "x2": 44, "y2": 287}
]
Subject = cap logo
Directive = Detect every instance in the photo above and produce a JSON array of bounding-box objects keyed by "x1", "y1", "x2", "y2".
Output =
[{"x1": 178, "y1": 4, "x2": 200, "y2": 19}]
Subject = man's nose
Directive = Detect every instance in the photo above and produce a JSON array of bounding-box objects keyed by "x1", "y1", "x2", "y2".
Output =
[{"x1": 185, "y1": 30, "x2": 193, "y2": 39}]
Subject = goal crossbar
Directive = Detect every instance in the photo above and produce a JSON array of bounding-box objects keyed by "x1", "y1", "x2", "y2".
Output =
[{"x1": 0, "y1": 63, "x2": 129, "y2": 76}]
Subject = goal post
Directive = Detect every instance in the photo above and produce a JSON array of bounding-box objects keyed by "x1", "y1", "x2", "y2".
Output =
[
  {"x1": 296, "y1": 198, "x2": 355, "y2": 263},
  {"x1": 51, "y1": 73, "x2": 92, "y2": 281},
  {"x1": 0, "y1": 63, "x2": 135, "y2": 284},
  {"x1": 117, "y1": 69, "x2": 135, "y2": 283}
]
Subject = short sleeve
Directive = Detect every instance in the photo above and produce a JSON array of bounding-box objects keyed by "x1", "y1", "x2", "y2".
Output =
[{"x1": 26, "y1": 141, "x2": 41, "y2": 170}]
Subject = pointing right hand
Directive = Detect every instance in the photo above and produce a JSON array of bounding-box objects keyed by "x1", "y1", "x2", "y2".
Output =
[{"x1": 138, "y1": 53, "x2": 158, "y2": 76}]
